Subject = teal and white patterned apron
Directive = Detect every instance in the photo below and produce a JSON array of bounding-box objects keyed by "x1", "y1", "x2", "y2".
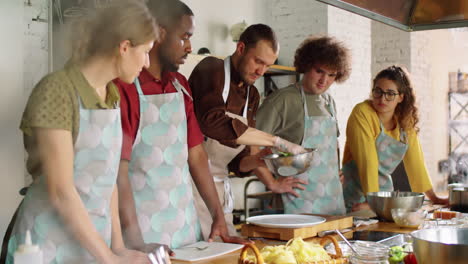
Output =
[
  {"x1": 282, "y1": 85, "x2": 345, "y2": 215},
  {"x1": 342, "y1": 122, "x2": 408, "y2": 211},
  {"x1": 7, "y1": 98, "x2": 122, "y2": 264},
  {"x1": 128, "y1": 78, "x2": 201, "y2": 249},
  {"x1": 193, "y1": 56, "x2": 249, "y2": 239}
]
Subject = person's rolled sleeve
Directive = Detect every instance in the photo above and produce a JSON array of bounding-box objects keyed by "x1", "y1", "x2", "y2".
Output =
[{"x1": 189, "y1": 57, "x2": 249, "y2": 148}]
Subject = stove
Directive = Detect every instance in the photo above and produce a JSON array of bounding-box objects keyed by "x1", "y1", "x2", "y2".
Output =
[{"x1": 351, "y1": 230, "x2": 402, "y2": 243}]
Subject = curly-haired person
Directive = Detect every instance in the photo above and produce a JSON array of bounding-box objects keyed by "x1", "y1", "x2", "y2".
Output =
[
  {"x1": 342, "y1": 66, "x2": 448, "y2": 212},
  {"x1": 256, "y1": 36, "x2": 351, "y2": 215}
]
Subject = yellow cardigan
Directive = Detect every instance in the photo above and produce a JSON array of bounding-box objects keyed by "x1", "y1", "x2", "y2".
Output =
[{"x1": 342, "y1": 100, "x2": 433, "y2": 194}]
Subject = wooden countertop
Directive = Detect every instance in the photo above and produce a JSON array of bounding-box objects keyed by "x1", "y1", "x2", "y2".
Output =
[{"x1": 171, "y1": 221, "x2": 417, "y2": 264}]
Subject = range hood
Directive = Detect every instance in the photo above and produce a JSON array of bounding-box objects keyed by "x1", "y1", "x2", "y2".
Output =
[{"x1": 316, "y1": 0, "x2": 468, "y2": 31}]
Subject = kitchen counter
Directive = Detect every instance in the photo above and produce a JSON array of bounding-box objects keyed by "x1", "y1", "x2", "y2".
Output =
[{"x1": 171, "y1": 221, "x2": 418, "y2": 264}]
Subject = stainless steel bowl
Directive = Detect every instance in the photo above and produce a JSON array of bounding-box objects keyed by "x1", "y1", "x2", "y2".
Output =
[
  {"x1": 366, "y1": 191, "x2": 424, "y2": 221},
  {"x1": 262, "y1": 148, "x2": 317, "y2": 177},
  {"x1": 411, "y1": 228, "x2": 468, "y2": 264},
  {"x1": 448, "y1": 183, "x2": 468, "y2": 212}
]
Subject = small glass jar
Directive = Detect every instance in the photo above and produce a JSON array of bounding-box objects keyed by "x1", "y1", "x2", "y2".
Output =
[{"x1": 349, "y1": 241, "x2": 390, "y2": 264}]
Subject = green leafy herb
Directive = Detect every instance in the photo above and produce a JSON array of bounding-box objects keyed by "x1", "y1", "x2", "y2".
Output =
[{"x1": 277, "y1": 151, "x2": 293, "y2": 157}]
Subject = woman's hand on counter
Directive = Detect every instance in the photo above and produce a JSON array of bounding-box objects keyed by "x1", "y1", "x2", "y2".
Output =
[
  {"x1": 269, "y1": 176, "x2": 308, "y2": 197},
  {"x1": 425, "y1": 189, "x2": 449, "y2": 205}
]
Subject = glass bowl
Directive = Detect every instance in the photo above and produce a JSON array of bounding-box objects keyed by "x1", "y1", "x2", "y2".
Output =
[{"x1": 391, "y1": 208, "x2": 427, "y2": 228}]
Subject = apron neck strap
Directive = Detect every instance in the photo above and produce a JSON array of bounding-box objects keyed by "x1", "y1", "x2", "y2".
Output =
[
  {"x1": 223, "y1": 56, "x2": 249, "y2": 119},
  {"x1": 134, "y1": 78, "x2": 144, "y2": 96},
  {"x1": 172, "y1": 78, "x2": 193, "y2": 101},
  {"x1": 134, "y1": 77, "x2": 193, "y2": 101},
  {"x1": 300, "y1": 84, "x2": 310, "y2": 118},
  {"x1": 379, "y1": 121, "x2": 408, "y2": 143}
]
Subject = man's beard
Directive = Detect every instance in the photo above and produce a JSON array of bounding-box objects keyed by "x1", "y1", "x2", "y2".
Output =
[
  {"x1": 238, "y1": 57, "x2": 254, "y2": 85},
  {"x1": 240, "y1": 70, "x2": 256, "y2": 86},
  {"x1": 160, "y1": 55, "x2": 179, "y2": 72}
]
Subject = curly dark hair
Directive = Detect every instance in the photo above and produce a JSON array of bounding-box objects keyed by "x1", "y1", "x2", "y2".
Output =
[
  {"x1": 373, "y1": 65, "x2": 419, "y2": 132},
  {"x1": 294, "y1": 36, "x2": 351, "y2": 83}
]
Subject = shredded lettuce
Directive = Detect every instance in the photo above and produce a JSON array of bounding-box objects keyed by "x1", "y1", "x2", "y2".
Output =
[
  {"x1": 287, "y1": 238, "x2": 331, "y2": 263},
  {"x1": 245, "y1": 237, "x2": 331, "y2": 264}
]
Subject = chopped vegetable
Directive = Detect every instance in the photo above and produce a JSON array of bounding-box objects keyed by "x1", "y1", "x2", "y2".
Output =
[
  {"x1": 245, "y1": 237, "x2": 330, "y2": 264},
  {"x1": 403, "y1": 253, "x2": 417, "y2": 264},
  {"x1": 389, "y1": 246, "x2": 407, "y2": 264},
  {"x1": 277, "y1": 151, "x2": 293, "y2": 157},
  {"x1": 287, "y1": 237, "x2": 331, "y2": 263}
]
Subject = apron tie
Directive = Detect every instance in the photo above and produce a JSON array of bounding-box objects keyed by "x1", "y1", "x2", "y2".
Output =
[{"x1": 213, "y1": 176, "x2": 234, "y2": 213}]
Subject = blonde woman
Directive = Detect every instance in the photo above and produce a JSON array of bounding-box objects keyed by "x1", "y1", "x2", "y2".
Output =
[{"x1": 6, "y1": 1, "x2": 158, "y2": 263}]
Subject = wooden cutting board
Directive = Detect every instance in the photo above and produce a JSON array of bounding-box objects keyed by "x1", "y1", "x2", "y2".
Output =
[{"x1": 241, "y1": 214, "x2": 353, "y2": 241}]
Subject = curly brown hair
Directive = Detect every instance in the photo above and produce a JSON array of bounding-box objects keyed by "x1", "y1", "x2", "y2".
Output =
[
  {"x1": 373, "y1": 65, "x2": 419, "y2": 132},
  {"x1": 294, "y1": 36, "x2": 351, "y2": 83}
]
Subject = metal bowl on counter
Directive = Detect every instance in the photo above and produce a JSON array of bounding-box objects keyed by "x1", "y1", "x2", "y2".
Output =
[
  {"x1": 411, "y1": 227, "x2": 468, "y2": 264},
  {"x1": 262, "y1": 148, "x2": 317, "y2": 177},
  {"x1": 366, "y1": 191, "x2": 424, "y2": 221},
  {"x1": 448, "y1": 183, "x2": 468, "y2": 213}
]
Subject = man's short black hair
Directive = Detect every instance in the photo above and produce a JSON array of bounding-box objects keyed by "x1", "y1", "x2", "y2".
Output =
[
  {"x1": 238, "y1": 24, "x2": 279, "y2": 53},
  {"x1": 147, "y1": 0, "x2": 194, "y2": 29}
]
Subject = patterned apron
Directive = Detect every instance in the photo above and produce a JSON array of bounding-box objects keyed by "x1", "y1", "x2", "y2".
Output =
[
  {"x1": 128, "y1": 78, "x2": 201, "y2": 249},
  {"x1": 282, "y1": 85, "x2": 345, "y2": 215},
  {"x1": 193, "y1": 56, "x2": 250, "y2": 239},
  {"x1": 7, "y1": 98, "x2": 122, "y2": 264},
  {"x1": 342, "y1": 122, "x2": 408, "y2": 211}
]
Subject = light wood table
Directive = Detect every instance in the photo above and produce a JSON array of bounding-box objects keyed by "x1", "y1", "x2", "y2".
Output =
[{"x1": 171, "y1": 221, "x2": 418, "y2": 264}]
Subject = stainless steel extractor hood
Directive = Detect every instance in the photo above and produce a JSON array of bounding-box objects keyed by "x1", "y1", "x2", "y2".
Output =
[{"x1": 316, "y1": 0, "x2": 468, "y2": 31}]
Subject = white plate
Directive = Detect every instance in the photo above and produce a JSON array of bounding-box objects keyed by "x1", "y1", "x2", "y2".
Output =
[
  {"x1": 170, "y1": 241, "x2": 243, "y2": 262},
  {"x1": 246, "y1": 214, "x2": 326, "y2": 228}
]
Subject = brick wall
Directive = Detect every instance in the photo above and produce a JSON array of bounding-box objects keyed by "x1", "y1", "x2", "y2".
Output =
[
  {"x1": 371, "y1": 22, "x2": 411, "y2": 76},
  {"x1": 327, "y1": 5, "x2": 371, "y2": 154},
  {"x1": 264, "y1": 0, "x2": 328, "y2": 89},
  {"x1": 410, "y1": 31, "x2": 437, "y2": 187},
  {"x1": 23, "y1": 0, "x2": 49, "y2": 184},
  {"x1": 266, "y1": 0, "x2": 328, "y2": 66}
]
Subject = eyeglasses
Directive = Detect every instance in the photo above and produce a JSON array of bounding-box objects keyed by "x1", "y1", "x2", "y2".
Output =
[{"x1": 372, "y1": 88, "x2": 400, "y2": 101}]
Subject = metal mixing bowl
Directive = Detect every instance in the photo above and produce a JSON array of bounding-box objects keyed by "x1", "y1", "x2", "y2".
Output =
[
  {"x1": 262, "y1": 148, "x2": 317, "y2": 177},
  {"x1": 411, "y1": 227, "x2": 468, "y2": 264},
  {"x1": 366, "y1": 191, "x2": 424, "y2": 221}
]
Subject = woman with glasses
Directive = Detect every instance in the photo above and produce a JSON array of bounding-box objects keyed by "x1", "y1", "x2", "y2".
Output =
[{"x1": 341, "y1": 65, "x2": 448, "y2": 212}]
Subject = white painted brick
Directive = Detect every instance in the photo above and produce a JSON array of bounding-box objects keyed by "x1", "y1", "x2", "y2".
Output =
[{"x1": 24, "y1": 0, "x2": 49, "y2": 97}]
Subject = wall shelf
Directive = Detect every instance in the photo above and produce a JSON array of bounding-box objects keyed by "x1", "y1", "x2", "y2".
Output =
[{"x1": 264, "y1": 65, "x2": 300, "y2": 96}]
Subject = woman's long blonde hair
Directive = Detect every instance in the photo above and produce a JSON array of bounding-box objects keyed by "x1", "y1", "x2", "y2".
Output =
[
  {"x1": 373, "y1": 65, "x2": 419, "y2": 132},
  {"x1": 71, "y1": 0, "x2": 158, "y2": 63}
]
